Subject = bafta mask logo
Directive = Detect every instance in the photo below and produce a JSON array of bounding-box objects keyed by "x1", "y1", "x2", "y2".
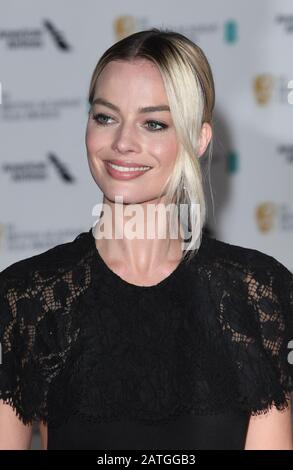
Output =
[
  {"x1": 113, "y1": 16, "x2": 136, "y2": 41},
  {"x1": 255, "y1": 202, "x2": 277, "y2": 233},
  {"x1": 253, "y1": 74, "x2": 274, "y2": 105}
]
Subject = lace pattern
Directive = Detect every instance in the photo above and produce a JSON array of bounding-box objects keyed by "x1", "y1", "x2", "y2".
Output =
[{"x1": 0, "y1": 229, "x2": 292, "y2": 426}]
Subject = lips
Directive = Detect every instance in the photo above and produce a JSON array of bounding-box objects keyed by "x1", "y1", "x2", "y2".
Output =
[{"x1": 105, "y1": 161, "x2": 152, "y2": 180}]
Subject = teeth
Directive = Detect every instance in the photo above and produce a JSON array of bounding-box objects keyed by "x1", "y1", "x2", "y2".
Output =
[{"x1": 108, "y1": 162, "x2": 151, "y2": 172}]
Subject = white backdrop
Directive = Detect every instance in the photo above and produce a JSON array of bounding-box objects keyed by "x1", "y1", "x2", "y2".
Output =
[{"x1": 0, "y1": 0, "x2": 292, "y2": 272}]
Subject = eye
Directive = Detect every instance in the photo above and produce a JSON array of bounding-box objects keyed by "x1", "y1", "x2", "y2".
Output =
[
  {"x1": 145, "y1": 120, "x2": 168, "y2": 132},
  {"x1": 92, "y1": 113, "x2": 114, "y2": 125}
]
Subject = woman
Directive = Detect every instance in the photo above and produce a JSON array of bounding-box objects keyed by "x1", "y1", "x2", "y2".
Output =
[{"x1": 0, "y1": 28, "x2": 293, "y2": 450}]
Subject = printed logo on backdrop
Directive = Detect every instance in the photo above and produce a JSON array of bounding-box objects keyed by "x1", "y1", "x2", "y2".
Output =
[
  {"x1": 0, "y1": 19, "x2": 72, "y2": 50},
  {"x1": 0, "y1": 224, "x2": 83, "y2": 259},
  {"x1": 223, "y1": 20, "x2": 238, "y2": 43},
  {"x1": 43, "y1": 20, "x2": 72, "y2": 51},
  {"x1": 255, "y1": 202, "x2": 293, "y2": 233},
  {"x1": 113, "y1": 16, "x2": 140, "y2": 40},
  {"x1": 253, "y1": 74, "x2": 293, "y2": 105},
  {"x1": 277, "y1": 144, "x2": 293, "y2": 164},
  {"x1": 275, "y1": 14, "x2": 293, "y2": 34},
  {"x1": 0, "y1": 91, "x2": 82, "y2": 122},
  {"x1": 113, "y1": 16, "x2": 236, "y2": 44},
  {"x1": 227, "y1": 151, "x2": 239, "y2": 174},
  {"x1": 288, "y1": 80, "x2": 293, "y2": 104},
  {"x1": 199, "y1": 149, "x2": 240, "y2": 175},
  {"x1": 0, "y1": 223, "x2": 5, "y2": 252},
  {"x1": 2, "y1": 153, "x2": 75, "y2": 182}
]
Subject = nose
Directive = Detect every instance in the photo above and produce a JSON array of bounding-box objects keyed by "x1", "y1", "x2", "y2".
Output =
[{"x1": 111, "y1": 121, "x2": 141, "y2": 154}]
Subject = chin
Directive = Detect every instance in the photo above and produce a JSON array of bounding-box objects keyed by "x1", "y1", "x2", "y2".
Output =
[{"x1": 105, "y1": 191, "x2": 155, "y2": 206}]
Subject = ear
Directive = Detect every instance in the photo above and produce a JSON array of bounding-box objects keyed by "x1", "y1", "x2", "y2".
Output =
[{"x1": 198, "y1": 122, "x2": 212, "y2": 157}]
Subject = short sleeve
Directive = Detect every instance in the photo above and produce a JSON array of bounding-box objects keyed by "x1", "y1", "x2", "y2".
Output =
[
  {"x1": 0, "y1": 269, "x2": 49, "y2": 425},
  {"x1": 0, "y1": 260, "x2": 72, "y2": 426},
  {"x1": 215, "y1": 249, "x2": 293, "y2": 416},
  {"x1": 236, "y1": 254, "x2": 293, "y2": 415},
  {"x1": 0, "y1": 232, "x2": 93, "y2": 426},
  {"x1": 247, "y1": 256, "x2": 293, "y2": 412}
]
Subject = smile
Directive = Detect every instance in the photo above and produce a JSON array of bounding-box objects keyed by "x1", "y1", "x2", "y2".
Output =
[
  {"x1": 105, "y1": 161, "x2": 152, "y2": 180},
  {"x1": 108, "y1": 162, "x2": 151, "y2": 172}
]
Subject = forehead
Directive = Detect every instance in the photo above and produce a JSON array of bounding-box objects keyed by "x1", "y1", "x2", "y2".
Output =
[{"x1": 95, "y1": 59, "x2": 166, "y2": 94}]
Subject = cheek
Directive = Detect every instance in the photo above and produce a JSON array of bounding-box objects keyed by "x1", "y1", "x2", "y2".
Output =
[
  {"x1": 86, "y1": 126, "x2": 105, "y2": 156},
  {"x1": 150, "y1": 135, "x2": 178, "y2": 167},
  {"x1": 85, "y1": 124, "x2": 95, "y2": 153}
]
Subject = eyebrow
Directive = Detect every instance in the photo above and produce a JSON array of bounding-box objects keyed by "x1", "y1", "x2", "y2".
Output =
[{"x1": 92, "y1": 97, "x2": 170, "y2": 113}]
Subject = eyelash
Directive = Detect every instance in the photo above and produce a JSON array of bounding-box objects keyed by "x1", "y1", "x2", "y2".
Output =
[{"x1": 91, "y1": 113, "x2": 168, "y2": 132}]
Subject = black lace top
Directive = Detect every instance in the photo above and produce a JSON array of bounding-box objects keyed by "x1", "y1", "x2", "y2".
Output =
[{"x1": 0, "y1": 227, "x2": 293, "y2": 450}]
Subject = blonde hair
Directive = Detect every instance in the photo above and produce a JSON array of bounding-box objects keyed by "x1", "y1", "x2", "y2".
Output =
[{"x1": 88, "y1": 28, "x2": 215, "y2": 263}]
